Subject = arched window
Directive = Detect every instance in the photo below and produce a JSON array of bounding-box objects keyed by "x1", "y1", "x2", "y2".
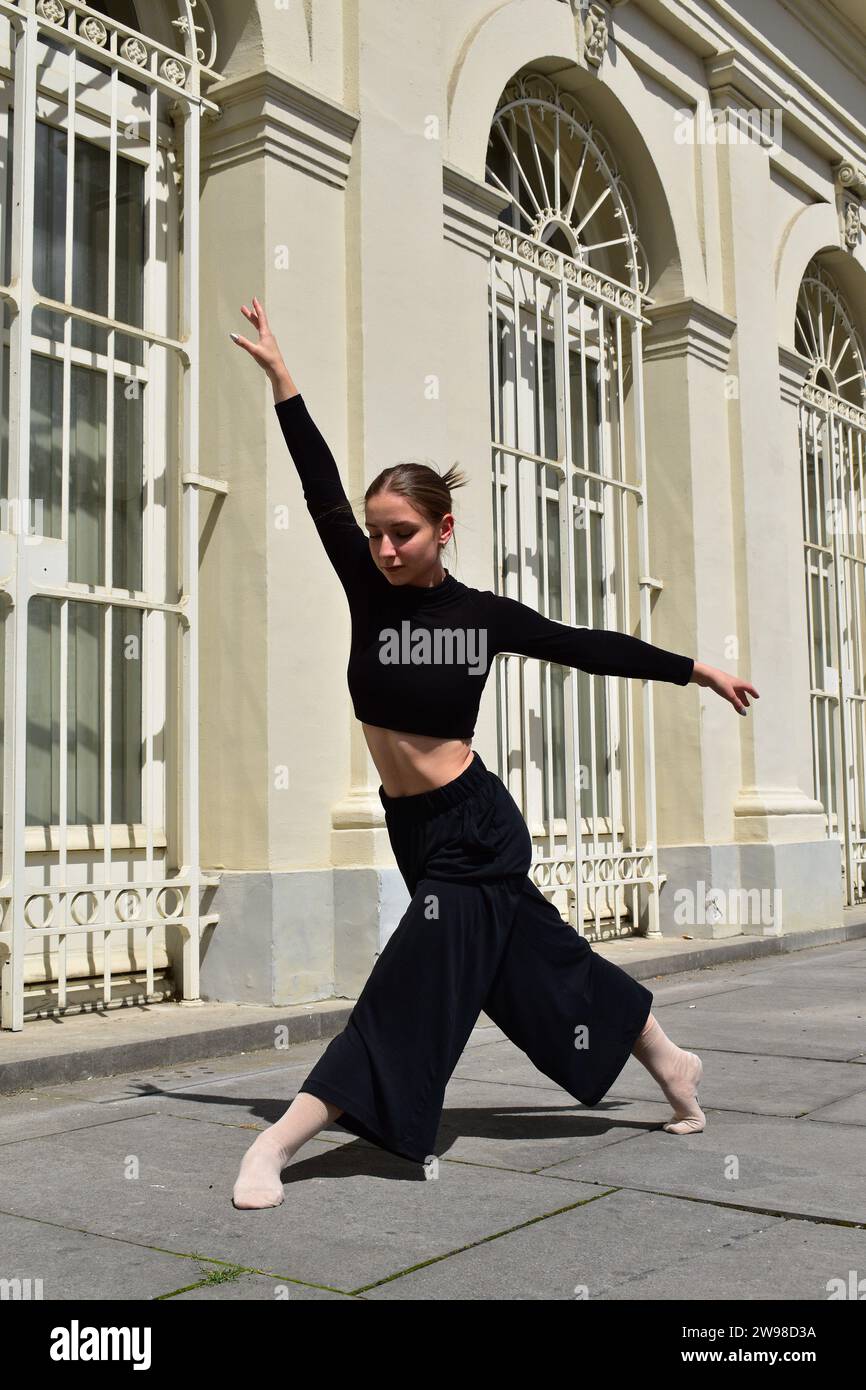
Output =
[
  {"x1": 486, "y1": 72, "x2": 665, "y2": 940},
  {"x1": 797, "y1": 258, "x2": 866, "y2": 904},
  {"x1": 796, "y1": 261, "x2": 865, "y2": 405}
]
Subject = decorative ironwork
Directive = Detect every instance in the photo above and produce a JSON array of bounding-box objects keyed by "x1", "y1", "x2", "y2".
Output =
[
  {"x1": 796, "y1": 259, "x2": 866, "y2": 407},
  {"x1": 797, "y1": 261, "x2": 866, "y2": 906},
  {"x1": 486, "y1": 73, "x2": 649, "y2": 295},
  {"x1": 0, "y1": 0, "x2": 224, "y2": 1028},
  {"x1": 487, "y1": 78, "x2": 668, "y2": 939},
  {"x1": 171, "y1": 0, "x2": 217, "y2": 69}
]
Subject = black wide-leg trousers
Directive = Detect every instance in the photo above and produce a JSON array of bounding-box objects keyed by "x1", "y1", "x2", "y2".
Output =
[{"x1": 298, "y1": 751, "x2": 653, "y2": 1164}]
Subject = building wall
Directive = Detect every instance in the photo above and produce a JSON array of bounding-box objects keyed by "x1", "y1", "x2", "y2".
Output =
[{"x1": 195, "y1": 0, "x2": 866, "y2": 1003}]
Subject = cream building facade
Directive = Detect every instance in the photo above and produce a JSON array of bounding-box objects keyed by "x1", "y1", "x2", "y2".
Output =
[{"x1": 1, "y1": 0, "x2": 865, "y2": 1029}]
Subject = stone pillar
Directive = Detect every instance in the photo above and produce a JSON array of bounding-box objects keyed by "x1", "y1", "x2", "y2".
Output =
[
  {"x1": 693, "y1": 62, "x2": 840, "y2": 936},
  {"x1": 197, "y1": 69, "x2": 384, "y2": 1004},
  {"x1": 642, "y1": 297, "x2": 749, "y2": 938}
]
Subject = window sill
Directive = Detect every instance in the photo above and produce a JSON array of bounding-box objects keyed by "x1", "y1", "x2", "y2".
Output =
[{"x1": 22, "y1": 825, "x2": 168, "y2": 852}]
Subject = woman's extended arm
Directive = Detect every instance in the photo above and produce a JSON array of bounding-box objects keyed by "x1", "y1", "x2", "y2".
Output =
[
  {"x1": 230, "y1": 297, "x2": 370, "y2": 591},
  {"x1": 486, "y1": 593, "x2": 759, "y2": 714},
  {"x1": 487, "y1": 592, "x2": 693, "y2": 682}
]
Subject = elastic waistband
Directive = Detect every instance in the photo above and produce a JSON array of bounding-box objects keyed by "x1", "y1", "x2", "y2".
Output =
[{"x1": 378, "y1": 751, "x2": 492, "y2": 822}]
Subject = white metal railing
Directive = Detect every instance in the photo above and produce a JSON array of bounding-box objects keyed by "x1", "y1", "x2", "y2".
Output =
[
  {"x1": 488, "y1": 226, "x2": 670, "y2": 942},
  {"x1": 800, "y1": 382, "x2": 866, "y2": 905},
  {"x1": 0, "y1": 0, "x2": 226, "y2": 1029},
  {"x1": 795, "y1": 259, "x2": 866, "y2": 907},
  {"x1": 485, "y1": 76, "x2": 676, "y2": 941}
]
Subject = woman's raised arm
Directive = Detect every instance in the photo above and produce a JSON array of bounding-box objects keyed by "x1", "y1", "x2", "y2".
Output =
[{"x1": 230, "y1": 297, "x2": 371, "y2": 592}]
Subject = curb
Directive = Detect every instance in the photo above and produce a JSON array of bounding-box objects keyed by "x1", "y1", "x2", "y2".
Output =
[{"x1": 2, "y1": 918, "x2": 865, "y2": 1095}]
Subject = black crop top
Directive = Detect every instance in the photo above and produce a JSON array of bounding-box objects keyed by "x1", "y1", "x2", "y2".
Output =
[{"x1": 275, "y1": 392, "x2": 694, "y2": 738}]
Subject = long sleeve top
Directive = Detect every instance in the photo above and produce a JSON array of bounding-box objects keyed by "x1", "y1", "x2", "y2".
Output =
[{"x1": 275, "y1": 392, "x2": 694, "y2": 738}]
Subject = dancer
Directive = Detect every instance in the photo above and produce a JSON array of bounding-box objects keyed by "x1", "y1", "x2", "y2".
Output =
[{"x1": 229, "y1": 296, "x2": 759, "y2": 1209}]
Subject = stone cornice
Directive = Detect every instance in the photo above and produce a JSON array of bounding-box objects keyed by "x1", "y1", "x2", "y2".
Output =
[
  {"x1": 201, "y1": 68, "x2": 358, "y2": 190},
  {"x1": 643, "y1": 297, "x2": 737, "y2": 371},
  {"x1": 622, "y1": 1, "x2": 866, "y2": 162},
  {"x1": 776, "y1": 0, "x2": 866, "y2": 87},
  {"x1": 443, "y1": 162, "x2": 510, "y2": 259},
  {"x1": 778, "y1": 345, "x2": 812, "y2": 406},
  {"x1": 705, "y1": 48, "x2": 792, "y2": 113}
]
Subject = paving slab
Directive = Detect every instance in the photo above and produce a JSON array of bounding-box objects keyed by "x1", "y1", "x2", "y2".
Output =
[
  {"x1": 1, "y1": 941, "x2": 863, "y2": 1301},
  {"x1": 360, "y1": 1191, "x2": 865, "y2": 1301},
  {"x1": 536, "y1": 1113, "x2": 866, "y2": 1224},
  {"x1": 0, "y1": 1111, "x2": 611, "y2": 1292}
]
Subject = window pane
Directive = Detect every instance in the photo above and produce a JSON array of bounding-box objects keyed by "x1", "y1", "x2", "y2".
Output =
[
  {"x1": 31, "y1": 118, "x2": 145, "y2": 366},
  {"x1": 571, "y1": 352, "x2": 600, "y2": 476},
  {"x1": 67, "y1": 599, "x2": 103, "y2": 824},
  {"x1": 113, "y1": 375, "x2": 144, "y2": 591},
  {"x1": 0, "y1": 332, "x2": 9, "y2": 516},
  {"x1": 112, "y1": 604, "x2": 142, "y2": 822},
  {"x1": 2, "y1": 103, "x2": 13, "y2": 291},
  {"x1": 541, "y1": 336, "x2": 556, "y2": 459},
  {"x1": 26, "y1": 595, "x2": 60, "y2": 826},
  {"x1": 29, "y1": 357, "x2": 144, "y2": 586},
  {"x1": 69, "y1": 364, "x2": 107, "y2": 585},
  {"x1": 26, "y1": 596, "x2": 143, "y2": 827},
  {"x1": 29, "y1": 353, "x2": 64, "y2": 540},
  {"x1": 31, "y1": 119, "x2": 74, "y2": 347}
]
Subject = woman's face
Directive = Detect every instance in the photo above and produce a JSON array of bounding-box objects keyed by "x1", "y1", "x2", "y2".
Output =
[{"x1": 365, "y1": 490, "x2": 454, "y2": 585}]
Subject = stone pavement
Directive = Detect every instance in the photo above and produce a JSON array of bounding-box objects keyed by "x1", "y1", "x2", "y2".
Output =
[{"x1": 0, "y1": 931, "x2": 865, "y2": 1302}]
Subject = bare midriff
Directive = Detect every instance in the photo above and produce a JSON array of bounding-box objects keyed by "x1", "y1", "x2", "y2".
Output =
[{"x1": 361, "y1": 723, "x2": 475, "y2": 798}]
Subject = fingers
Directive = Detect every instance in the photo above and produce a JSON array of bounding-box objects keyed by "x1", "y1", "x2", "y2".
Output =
[
  {"x1": 241, "y1": 299, "x2": 270, "y2": 343},
  {"x1": 731, "y1": 679, "x2": 760, "y2": 715},
  {"x1": 252, "y1": 294, "x2": 268, "y2": 328}
]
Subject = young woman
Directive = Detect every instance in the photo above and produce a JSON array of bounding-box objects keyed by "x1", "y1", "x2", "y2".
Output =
[{"x1": 229, "y1": 296, "x2": 759, "y2": 1209}]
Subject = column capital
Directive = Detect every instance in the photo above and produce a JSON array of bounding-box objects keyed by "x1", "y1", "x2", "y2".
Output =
[
  {"x1": 643, "y1": 297, "x2": 737, "y2": 370},
  {"x1": 833, "y1": 159, "x2": 865, "y2": 253}
]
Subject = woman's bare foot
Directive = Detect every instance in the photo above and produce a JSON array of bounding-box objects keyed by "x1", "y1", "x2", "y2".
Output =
[
  {"x1": 631, "y1": 1013, "x2": 706, "y2": 1135},
  {"x1": 661, "y1": 1051, "x2": 705, "y2": 1134},
  {"x1": 232, "y1": 1130, "x2": 293, "y2": 1209},
  {"x1": 232, "y1": 1092, "x2": 343, "y2": 1210}
]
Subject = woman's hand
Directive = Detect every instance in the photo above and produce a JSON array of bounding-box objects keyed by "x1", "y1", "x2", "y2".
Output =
[
  {"x1": 690, "y1": 660, "x2": 759, "y2": 716},
  {"x1": 230, "y1": 296, "x2": 287, "y2": 378}
]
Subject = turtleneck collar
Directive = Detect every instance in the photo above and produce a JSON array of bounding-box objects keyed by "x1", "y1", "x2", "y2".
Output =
[{"x1": 389, "y1": 567, "x2": 461, "y2": 607}]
